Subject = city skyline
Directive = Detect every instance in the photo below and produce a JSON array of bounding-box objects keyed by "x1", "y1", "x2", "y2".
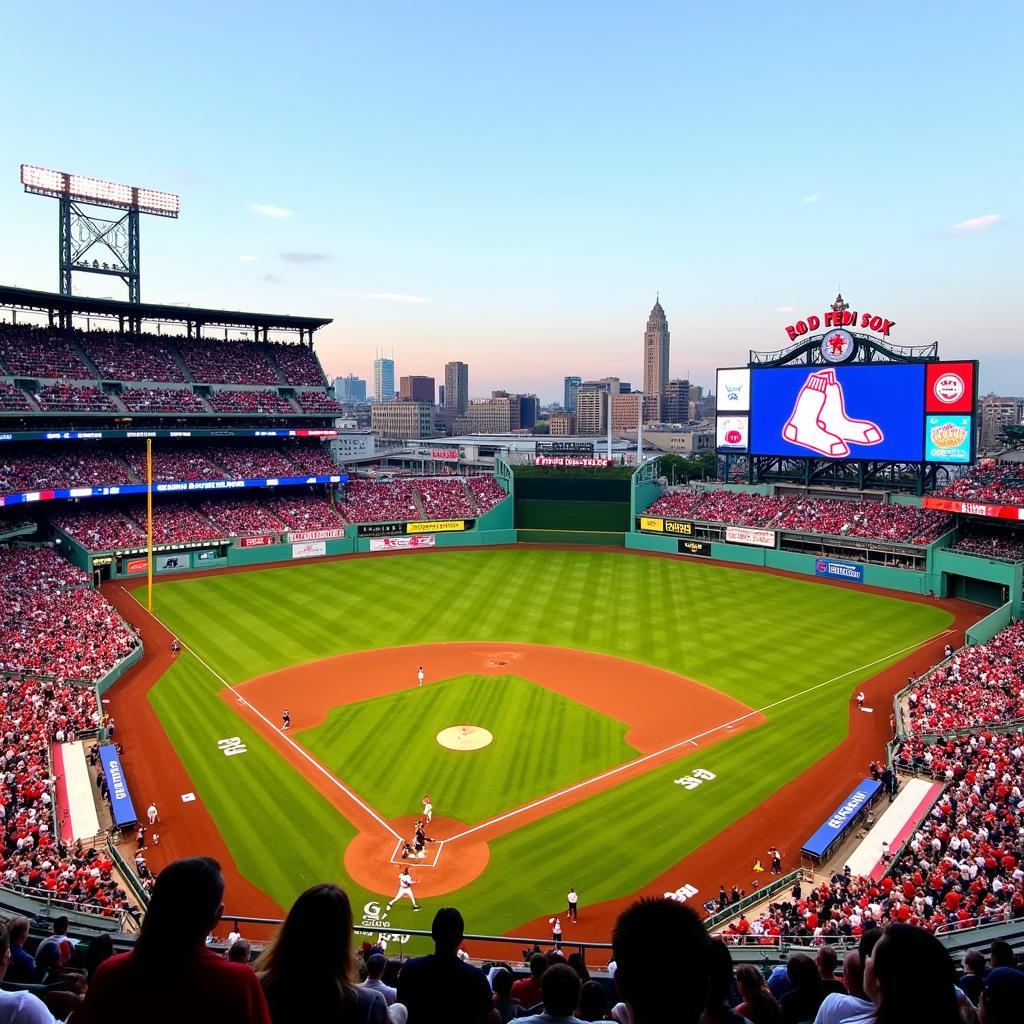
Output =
[{"x1": 1, "y1": 3, "x2": 1020, "y2": 401}]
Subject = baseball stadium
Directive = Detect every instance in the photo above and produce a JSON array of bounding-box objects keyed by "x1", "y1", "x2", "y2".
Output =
[{"x1": 2, "y1": 170, "x2": 1024, "y2": 1020}]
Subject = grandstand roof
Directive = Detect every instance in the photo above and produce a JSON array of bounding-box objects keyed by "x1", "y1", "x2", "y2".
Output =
[{"x1": 0, "y1": 284, "x2": 332, "y2": 333}]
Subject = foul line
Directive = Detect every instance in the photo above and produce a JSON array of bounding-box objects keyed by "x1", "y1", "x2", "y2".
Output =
[
  {"x1": 120, "y1": 587, "x2": 403, "y2": 842},
  {"x1": 443, "y1": 629, "x2": 954, "y2": 845}
]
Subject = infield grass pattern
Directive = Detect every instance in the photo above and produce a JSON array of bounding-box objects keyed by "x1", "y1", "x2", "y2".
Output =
[{"x1": 142, "y1": 549, "x2": 952, "y2": 929}]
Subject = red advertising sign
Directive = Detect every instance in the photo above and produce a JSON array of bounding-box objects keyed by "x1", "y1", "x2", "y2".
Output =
[
  {"x1": 239, "y1": 535, "x2": 277, "y2": 548},
  {"x1": 125, "y1": 557, "x2": 148, "y2": 574},
  {"x1": 923, "y1": 496, "x2": 1024, "y2": 521},
  {"x1": 786, "y1": 308, "x2": 895, "y2": 341},
  {"x1": 534, "y1": 456, "x2": 615, "y2": 467},
  {"x1": 925, "y1": 362, "x2": 975, "y2": 414}
]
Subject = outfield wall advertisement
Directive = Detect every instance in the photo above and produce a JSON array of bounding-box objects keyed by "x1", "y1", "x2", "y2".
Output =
[
  {"x1": 725, "y1": 526, "x2": 776, "y2": 548},
  {"x1": 678, "y1": 539, "x2": 711, "y2": 557},
  {"x1": 923, "y1": 497, "x2": 1024, "y2": 521},
  {"x1": 292, "y1": 541, "x2": 327, "y2": 559},
  {"x1": 636, "y1": 516, "x2": 696, "y2": 536},
  {"x1": 358, "y1": 520, "x2": 474, "y2": 537},
  {"x1": 814, "y1": 558, "x2": 865, "y2": 583},
  {"x1": 369, "y1": 535, "x2": 437, "y2": 551}
]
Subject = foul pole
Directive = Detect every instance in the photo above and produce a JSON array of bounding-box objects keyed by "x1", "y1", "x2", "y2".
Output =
[{"x1": 146, "y1": 438, "x2": 154, "y2": 612}]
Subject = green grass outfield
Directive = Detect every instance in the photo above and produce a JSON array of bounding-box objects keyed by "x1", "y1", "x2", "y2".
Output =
[{"x1": 142, "y1": 548, "x2": 952, "y2": 934}]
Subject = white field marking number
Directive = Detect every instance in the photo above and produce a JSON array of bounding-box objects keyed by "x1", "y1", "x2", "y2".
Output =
[
  {"x1": 674, "y1": 768, "x2": 716, "y2": 790},
  {"x1": 217, "y1": 736, "x2": 248, "y2": 757},
  {"x1": 665, "y1": 883, "x2": 699, "y2": 903}
]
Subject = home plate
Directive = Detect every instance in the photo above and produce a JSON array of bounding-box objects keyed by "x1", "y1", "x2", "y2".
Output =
[{"x1": 181, "y1": 792, "x2": 197, "y2": 802}]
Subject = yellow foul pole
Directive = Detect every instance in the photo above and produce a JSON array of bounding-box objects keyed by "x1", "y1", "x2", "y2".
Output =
[{"x1": 146, "y1": 438, "x2": 154, "y2": 612}]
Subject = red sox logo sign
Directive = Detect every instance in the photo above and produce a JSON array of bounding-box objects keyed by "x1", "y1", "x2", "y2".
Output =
[
  {"x1": 933, "y1": 372, "x2": 965, "y2": 405},
  {"x1": 820, "y1": 329, "x2": 856, "y2": 363},
  {"x1": 783, "y1": 369, "x2": 884, "y2": 457},
  {"x1": 816, "y1": 559, "x2": 828, "y2": 573}
]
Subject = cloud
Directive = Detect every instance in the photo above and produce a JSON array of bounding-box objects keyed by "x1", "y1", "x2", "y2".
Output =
[
  {"x1": 237, "y1": 255, "x2": 257, "y2": 262},
  {"x1": 249, "y1": 203, "x2": 292, "y2": 219},
  {"x1": 775, "y1": 305, "x2": 795, "y2": 313},
  {"x1": 801, "y1": 194, "x2": 821, "y2": 204},
  {"x1": 280, "y1": 252, "x2": 332, "y2": 264},
  {"x1": 362, "y1": 292, "x2": 428, "y2": 303},
  {"x1": 951, "y1": 213, "x2": 1002, "y2": 234},
  {"x1": 261, "y1": 273, "x2": 283, "y2": 284}
]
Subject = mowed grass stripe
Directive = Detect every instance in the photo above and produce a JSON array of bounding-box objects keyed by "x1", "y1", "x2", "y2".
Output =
[{"x1": 297, "y1": 674, "x2": 638, "y2": 825}]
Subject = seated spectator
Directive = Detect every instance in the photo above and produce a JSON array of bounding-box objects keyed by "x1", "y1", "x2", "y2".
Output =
[
  {"x1": 978, "y1": 967, "x2": 1024, "y2": 1024},
  {"x1": 959, "y1": 949, "x2": 988, "y2": 1007},
  {"x1": 0, "y1": 381, "x2": 33, "y2": 410},
  {"x1": 207, "y1": 390, "x2": 295, "y2": 415},
  {"x1": 84, "y1": 934, "x2": 115, "y2": 981},
  {"x1": 990, "y1": 940, "x2": 1016, "y2": 970},
  {"x1": 517, "y1": 963, "x2": 584, "y2": 1023},
  {"x1": 938, "y1": 462, "x2": 1024, "y2": 509},
  {"x1": 701, "y1": 939, "x2": 747, "y2": 1023},
  {"x1": 857, "y1": 923, "x2": 962, "y2": 1024},
  {"x1": 395, "y1": 907, "x2": 499, "y2": 1023},
  {"x1": 4, "y1": 916, "x2": 38, "y2": 982},
  {"x1": 469, "y1": 475, "x2": 508, "y2": 514},
  {"x1": 362, "y1": 953, "x2": 397, "y2": 1005},
  {"x1": 176, "y1": 338, "x2": 279, "y2": 385},
  {"x1": 295, "y1": 390, "x2": 344, "y2": 414},
  {"x1": 255, "y1": 883, "x2": 386, "y2": 1024},
  {"x1": 735, "y1": 964, "x2": 781, "y2": 1024},
  {"x1": 812, "y1": 933, "x2": 878, "y2": 1024},
  {"x1": 228, "y1": 940, "x2": 253, "y2": 966},
  {"x1": 815, "y1": 946, "x2": 845, "y2": 995},
  {"x1": 262, "y1": 342, "x2": 326, "y2": 386},
  {"x1": 490, "y1": 968, "x2": 521, "y2": 1022},
  {"x1": 575, "y1": 980, "x2": 608, "y2": 1023},
  {"x1": 611, "y1": 897, "x2": 712, "y2": 1024},
  {"x1": 778, "y1": 953, "x2": 824, "y2": 1024},
  {"x1": 511, "y1": 953, "x2": 547, "y2": 1011},
  {"x1": 0, "y1": 923, "x2": 58, "y2": 1024},
  {"x1": 76, "y1": 856, "x2": 272, "y2": 1024},
  {"x1": 121, "y1": 387, "x2": 204, "y2": 413}
]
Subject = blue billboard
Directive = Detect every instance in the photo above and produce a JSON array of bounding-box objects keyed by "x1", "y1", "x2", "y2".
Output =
[
  {"x1": 750, "y1": 364, "x2": 925, "y2": 462},
  {"x1": 802, "y1": 778, "x2": 881, "y2": 859},
  {"x1": 814, "y1": 558, "x2": 864, "y2": 583},
  {"x1": 99, "y1": 744, "x2": 138, "y2": 827}
]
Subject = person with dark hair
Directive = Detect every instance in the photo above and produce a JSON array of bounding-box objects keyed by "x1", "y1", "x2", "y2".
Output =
[
  {"x1": 851, "y1": 923, "x2": 962, "y2": 1024},
  {"x1": 255, "y1": 883, "x2": 387, "y2": 1023},
  {"x1": 979, "y1": 967, "x2": 1024, "y2": 1024},
  {"x1": 815, "y1": 946, "x2": 844, "y2": 996},
  {"x1": 517, "y1": 964, "x2": 584, "y2": 1023},
  {"x1": 491, "y1": 968, "x2": 522, "y2": 1022},
  {"x1": 0, "y1": 924, "x2": 58, "y2": 1024},
  {"x1": 76, "y1": 856, "x2": 272, "y2": 1024},
  {"x1": 34, "y1": 916, "x2": 73, "y2": 969},
  {"x1": 575, "y1": 980, "x2": 608, "y2": 1022},
  {"x1": 228, "y1": 940, "x2": 253, "y2": 966},
  {"x1": 700, "y1": 939, "x2": 747, "y2": 1023},
  {"x1": 811, "y1": 949, "x2": 872, "y2": 1024},
  {"x1": 735, "y1": 964, "x2": 781, "y2": 1024},
  {"x1": 611, "y1": 897, "x2": 712, "y2": 1024},
  {"x1": 989, "y1": 940, "x2": 1015, "y2": 970},
  {"x1": 362, "y1": 953, "x2": 397, "y2": 1005},
  {"x1": 512, "y1": 953, "x2": 548, "y2": 1010},
  {"x1": 778, "y1": 953, "x2": 824, "y2": 1024},
  {"x1": 395, "y1": 907, "x2": 500, "y2": 1023},
  {"x1": 959, "y1": 949, "x2": 988, "y2": 1007},
  {"x1": 84, "y1": 933, "x2": 115, "y2": 980},
  {"x1": 566, "y1": 953, "x2": 589, "y2": 984}
]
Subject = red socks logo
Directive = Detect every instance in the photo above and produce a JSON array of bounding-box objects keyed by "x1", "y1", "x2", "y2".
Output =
[{"x1": 783, "y1": 369, "x2": 883, "y2": 457}]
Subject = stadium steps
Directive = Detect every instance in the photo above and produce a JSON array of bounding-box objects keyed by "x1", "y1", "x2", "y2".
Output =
[
  {"x1": 411, "y1": 487, "x2": 427, "y2": 519},
  {"x1": 257, "y1": 347, "x2": 290, "y2": 385},
  {"x1": 164, "y1": 339, "x2": 196, "y2": 383},
  {"x1": 68, "y1": 339, "x2": 103, "y2": 380},
  {"x1": 462, "y1": 479, "x2": 481, "y2": 516}
]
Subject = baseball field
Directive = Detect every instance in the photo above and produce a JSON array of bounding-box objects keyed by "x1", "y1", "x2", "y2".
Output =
[{"x1": 115, "y1": 547, "x2": 959, "y2": 942}]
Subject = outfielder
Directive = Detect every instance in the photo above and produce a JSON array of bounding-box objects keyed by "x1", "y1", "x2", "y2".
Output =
[{"x1": 386, "y1": 868, "x2": 421, "y2": 912}]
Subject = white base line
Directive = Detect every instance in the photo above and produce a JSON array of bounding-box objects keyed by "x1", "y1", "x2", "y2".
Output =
[
  {"x1": 443, "y1": 629, "x2": 954, "y2": 845},
  {"x1": 121, "y1": 586, "x2": 403, "y2": 842},
  {"x1": 389, "y1": 838, "x2": 445, "y2": 869}
]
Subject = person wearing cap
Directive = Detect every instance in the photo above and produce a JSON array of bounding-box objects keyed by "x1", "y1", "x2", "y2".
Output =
[
  {"x1": 979, "y1": 967, "x2": 1024, "y2": 1024},
  {"x1": 362, "y1": 954, "x2": 397, "y2": 1005},
  {"x1": 395, "y1": 907, "x2": 499, "y2": 1023}
]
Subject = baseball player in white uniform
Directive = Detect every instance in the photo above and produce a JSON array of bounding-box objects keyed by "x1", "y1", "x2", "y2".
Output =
[
  {"x1": 386, "y1": 868, "x2": 420, "y2": 912},
  {"x1": 417, "y1": 666, "x2": 425, "y2": 688},
  {"x1": 422, "y1": 794, "x2": 433, "y2": 824}
]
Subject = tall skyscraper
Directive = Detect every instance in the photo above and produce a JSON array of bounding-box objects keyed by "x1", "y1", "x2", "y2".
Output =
[
  {"x1": 643, "y1": 298, "x2": 670, "y2": 423},
  {"x1": 332, "y1": 374, "x2": 366, "y2": 403},
  {"x1": 373, "y1": 357, "x2": 395, "y2": 403},
  {"x1": 563, "y1": 376, "x2": 582, "y2": 413},
  {"x1": 399, "y1": 375, "x2": 436, "y2": 403},
  {"x1": 445, "y1": 361, "x2": 470, "y2": 415}
]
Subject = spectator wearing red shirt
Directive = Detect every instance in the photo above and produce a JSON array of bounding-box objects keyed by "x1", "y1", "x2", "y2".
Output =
[{"x1": 76, "y1": 857, "x2": 271, "y2": 1024}]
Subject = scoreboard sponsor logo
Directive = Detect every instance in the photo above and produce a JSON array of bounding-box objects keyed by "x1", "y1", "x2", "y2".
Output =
[
  {"x1": 724, "y1": 526, "x2": 776, "y2": 548},
  {"x1": 406, "y1": 519, "x2": 467, "y2": 534},
  {"x1": 369, "y1": 535, "x2": 437, "y2": 551},
  {"x1": 925, "y1": 362, "x2": 975, "y2": 414},
  {"x1": 678, "y1": 539, "x2": 711, "y2": 557},
  {"x1": 637, "y1": 517, "x2": 695, "y2": 536},
  {"x1": 814, "y1": 558, "x2": 864, "y2": 582},
  {"x1": 924, "y1": 415, "x2": 972, "y2": 464}
]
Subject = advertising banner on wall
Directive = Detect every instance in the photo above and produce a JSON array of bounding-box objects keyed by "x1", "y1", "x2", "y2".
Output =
[
  {"x1": 125, "y1": 557, "x2": 148, "y2": 574},
  {"x1": 155, "y1": 553, "x2": 189, "y2": 572},
  {"x1": 724, "y1": 526, "x2": 776, "y2": 548},
  {"x1": 802, "y1": 779, "x2": 881, "y2": 859},
  {"x1": 636, "y1": 517, "x2": 696, "y2": 536},
  {"x1": 814, "y1": 558, "x2": 865, "y2": 583},
  {"x1": 99, "y1": 744, "x2": 138, "y2": 827},
  {"x1": 924, "y1": 416, "x2": 972, "y2": 464},
  {"x1": 292, "y1": 540, "x2": 327, "y2": 559},
  {"x1": 923, "y1": 497, "x2": 1024, "y2": 521},
  {"x1": 239, "y1": 535, "x2": 277, "y2": 548},
  {"x1": 286, "y1": 529, "x2": 346, "y2": 543},
  {"x1": 533, "y1": 456, "x2": 615, "y2": 467},
  {"x1": 406, "y1": 520, "x2": 467, "y2": 534},
  {"x1": 369, "y1": 535, "x2": 437, "y2": 552},
  {"x1": 678, "y1": 539, "x2": 711, "y2": 557}
]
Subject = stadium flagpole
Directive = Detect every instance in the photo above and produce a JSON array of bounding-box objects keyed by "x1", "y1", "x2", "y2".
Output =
[{"x1": 146, "y1": 438, "x2": 154, "y2": 612}]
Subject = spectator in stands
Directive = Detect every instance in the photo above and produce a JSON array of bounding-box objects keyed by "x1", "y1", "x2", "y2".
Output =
[
  {"x1": 858, "y1": 924, "x2": 962, "y2": 1024},
  {"x1": 611, "y1": 897, "x2": 712, "y2": 1024},
  {"x1": 778, "y1": 953, "x2": 824, "y2": 1024},
  {"x1": 989, "y1": 940, "x2": 1016, "y2": 970},
  {"x1": 4, "y1": 916, "x2": 37, "y2": 982},
  {"x1": 228, "y1": 940, "x2": 253, "y2": 966},
  {"x1": 734, "y1": 964, "x2": 781, "y2": 1024},
  {"x1": 516, "y1": 963, "x2": 584, "y2": 1023},
  {"x1": 395, "y1": 907, "x2": 500, "y2": 1024},
  {"x1": 701, "y1": 939, "x2": 747, "y2": 1024},
  {"x1": 362, "y1": 953, "x2": 397, "y2": 1005},
  {"x1": 84, "y1": 934, "x2": 114, "y2": 980},
  {"x1": 255, "y1": 883, "x2": 387, "y2": 1024},
  {"x1": 34, "y1": 916, "x2": 73, "y2": 967},
  {"x1": 490, "y1": 968, "x2": 521, "y2": 1022},
  {"x1": 76, "y1": 856, "x2": 272, "y2": 1024},
  {"x1": 959, "y1": 949, "x2": 988, "y2": 1007},
  {"x1": 0, "y1": 923, "x2": 58, "y2": 1024},
  {"x1": 512, "y1": 953, "x2": 547, "y2": 1010},
  {"x1": 978, "y1": 967, "x2": 1024, "y2": 1024},
  {"x1": 815, "y1": 946, "x2": 845, "y2": 995},
  {"x1": 812, "y1": 933, "x2": 878, "y2": 1024}
]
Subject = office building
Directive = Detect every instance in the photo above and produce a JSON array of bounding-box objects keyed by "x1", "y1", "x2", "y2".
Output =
[
  {"x1": 437, "y1": 384, "x2": 445, "y2": 407},
  {"x1": 563, "y1": 376, "x2": 582, "y2": 413},
  {"x1": 444, "y1": 361, "x2": 470, "y2": 415},
  {"x1": 979, "y1": 394, "x2": 1024, "y2": 450},
  {"x1": 399, "y1": 375, "x2": 436, "y2": 403},
  {"x1": 549, "y1": 411, "x2": 576, "y2": 435},
  {"x1": 371, "y1": 401, "x2": 434, "y2": 439},
  {"x1": 643, "y1": 298, "x2": 670, "y2": 423},
  {"x1": 455, "y1": 397, "x2": 512, "y2": 434},
  {"x1": 663, "y1": 379, "x2": 690, "y2": 425},
  {"x1": 373, "y1": 357, "x2": 395, "y2": 404},
  {"x1": 611, "y1": 392, "x2": 643, "y2": 435},
  {"x1": 492, "y1": 391, "x2": 539, "y2": 433},
  {"x1": 332, "y1": 374, "x2": 366, "y2": 404}
]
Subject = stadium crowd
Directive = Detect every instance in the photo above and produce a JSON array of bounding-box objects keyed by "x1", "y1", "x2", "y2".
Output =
[
  {"x1": 295, "y1": 390, "x2": 344, "y2": 414},
  {"x1": 645, "y1": 488, "x2": 952, "y2": 543},
  {"x1": 78, "y1": 331, "x2": 186, "y2": 383},
  {"x1": 175, "y1": 339, "x2": 280, "y2": 386},
  {"x1": 51, "y1": 508, "x2": 146, "y2": 551},
  {"x1": 341, "y1": 480, "x2": 420, "y2": 523},
  {"x1": 949, "y1": 527, "x2": 1024, "y2": 562},
  {"x1": 199, "y1": 499, "x2": 288, "y2": 538},
  {"x1": 120, "y1": 387, "x2": 206, "y2": 414},
  {"x1": 939, "y1": 463, "x2": 1024, "y2": 509},
  {"x1": 469, "y1": 475, "x2": 508, "y2": 514},
  {"x1": 33, "y1": 385, "x2": 118, "y2": 413},
  {"x1": 207, "y1": 390, "x2": 296, "y2": 415},
  {"x1": 0, "y1": 449, "x2": 134, "y2": 495},
  {"x1": 264, "y1": 494, "x2": 346, "y2": 532},
  {"x1": 414, "y1": 478, "x2": 476, "y2": 519},
  {"x1": 263, "y1": 342, "x2": 325, "y2": 386},
  {"x1": 0, "y1": 325, "x2": 89, "y2": 378},
  {"x1": 0, "y1": 381, "x2": 33, "y2": 410}
]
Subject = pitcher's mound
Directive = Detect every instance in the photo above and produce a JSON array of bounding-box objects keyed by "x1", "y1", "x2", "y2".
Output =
[{"x1": 437, "y1": 725, "x2": 493, "y2": 750}]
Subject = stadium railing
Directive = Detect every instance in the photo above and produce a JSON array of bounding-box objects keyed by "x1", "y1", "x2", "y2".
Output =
[
  {"x1": 702, "y1": 869, "x2": 804, "y2": 932},
  {"x1": 106, "y1": 837, "x2": 150, "y2": 912}
]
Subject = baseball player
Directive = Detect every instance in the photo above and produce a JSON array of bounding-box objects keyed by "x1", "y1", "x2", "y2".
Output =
[
  {"x1": 282, "y1": 709, "x2": 291, "y2": 730},
  {"x1": 146, "y1": 802, "x2": 159, "y2": 826},
  {"x1": 567, "y1": 888, "x2": 578, "y2": 923},
  {"x1": 549, "y1": 916, "x2": 562, "y2": 950},
  {"x1": 422, "y1": 794, "x2": 433, "y2": 823},
  {"x1": 386, "y1": 868, "x2": 420, "y2": 912},
  {"x1": 417, "y1": 666, "x2": 425, "y2": 688}
]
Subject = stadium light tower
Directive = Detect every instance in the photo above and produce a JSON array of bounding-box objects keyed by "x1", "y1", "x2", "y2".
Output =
[{"x1": 20, "y1": 164, "x2": 180, "y2": 303}]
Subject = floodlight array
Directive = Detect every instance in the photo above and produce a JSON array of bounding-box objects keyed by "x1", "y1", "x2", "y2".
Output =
[{"x1": 20, "y1": 164, "x2": 180, "y2": 217}]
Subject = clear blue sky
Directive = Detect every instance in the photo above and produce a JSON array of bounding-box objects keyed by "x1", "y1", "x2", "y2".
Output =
[{"x1": 1, "y1": 1, "x2": 1019, "y2": 402}]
